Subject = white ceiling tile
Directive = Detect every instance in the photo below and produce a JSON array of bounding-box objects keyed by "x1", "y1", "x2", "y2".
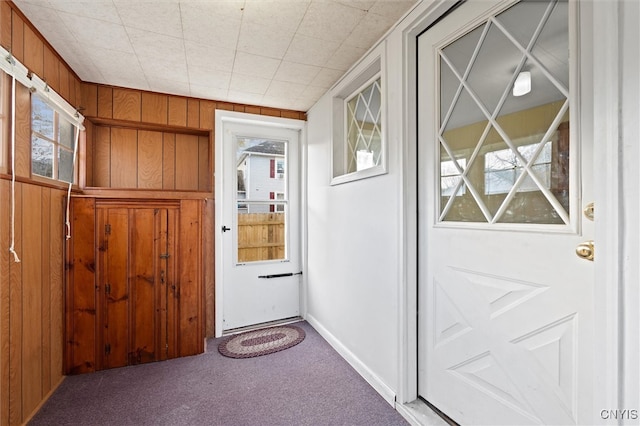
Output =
[
  {"x1": 184, "y1": 41, "x2": 235, "y2": 73},
  {"x1": 325, "y1": 44, "x2": 367, "y2": 71},
  {"x1": 227, "y1": 90, "x2": 265, "y2": 106},
  {"x1": 242, "y1": 0, "x2": 310, "y2": 31},
  {"x1": 149, "y1": 78, "x2": 191, "y2": 97},
  {"x1": 181, "y1": 3, "x2": 241, "y2": 50},
  {"x1": 284, "y1": 34, "x2": 340, "y2": 67},
  {"x1": 115, "y1": 2, "x2": 183, "y2": 38},
  {"x1": 368, "y1": 0, "x2": 417, "y2": 22},
  {"x1": 86, "y1": 48, "x2": 142, "y2": 85},
  {"x1": 58, "y1": 11, "x2": 133, "y2": 53},
  {"x1": 274, "y1": 62, "x2": 321, "y2": 86},
  {"x1": 128, "y1": 28, "x2": 185, "y2": 62},
  {"x1": 297, "y1": 2, "x2": 366, "y2": 43},
  {"x1": 233, "y1": 52, "x2": 281, "y2": 80},
  {"x1": 343, "y1": 11, "x2": 393, "y2": 49},
  {"x1": 180, "y1": 0, "x2": 245, "y2": 21},
  {"x1": 189, "y1": 67, "x2": 231, "y2": 90},
  {"x1": 301, "y1": 85, "x2": 329, "y2": 100},
  {"x1": 41, "y1": 1, "x2": 121, "y2": 24},
  {"x1": 229, "y1": 74, "x2": 271, "y2": 95},
  {"x1": 139, "y1": 56, "x2": 189, "y2": 84},
  {"x1": 265, "y1": 80, "x2": 307, "y2": 99},
  {"x1": 190, "y1": 84, "x2": 229, "y2": 101},
  {"x1": 333, "y1": 0, "x2": 376, "y2": 12},
  {"x1": 237, "y1": 22, "x2": 295, "y2": 59},
  {"x1": 311, "y1": 68, "x2": 344, "y2": 89}
]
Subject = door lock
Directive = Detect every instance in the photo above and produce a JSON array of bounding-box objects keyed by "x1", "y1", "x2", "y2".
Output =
[{"x1": 576, "y1": 240, "x2": 594, "y2": 261}]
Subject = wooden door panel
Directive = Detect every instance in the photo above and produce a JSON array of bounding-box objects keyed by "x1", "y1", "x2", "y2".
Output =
[
  {"x1": 130, "y1": 208, "x2": 158, "y2": 364},
  {"x1": 104, "y1": 209, "x2": 129, "y2": 369}
]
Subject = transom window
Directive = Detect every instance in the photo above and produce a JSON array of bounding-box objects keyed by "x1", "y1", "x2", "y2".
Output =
[{"x1": 31, "y1": 95, "x2": 75, "y2": 183}]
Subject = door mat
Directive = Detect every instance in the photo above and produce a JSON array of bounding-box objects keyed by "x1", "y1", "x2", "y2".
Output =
[{"x1": 218, "y1": 325, "x2": 305, "y2": 359}]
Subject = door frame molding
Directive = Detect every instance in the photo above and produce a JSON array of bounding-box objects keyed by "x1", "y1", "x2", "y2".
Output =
[
  {"x1": 214, "y1": 110, "x2": 307, "y2": 337},
  {"x1": 397, "y1": 0, "x2": 626, "y2": 422}
]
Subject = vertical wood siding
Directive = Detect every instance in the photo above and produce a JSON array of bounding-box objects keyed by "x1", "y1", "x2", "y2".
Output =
[{"x1": 0, "y1": 2, "x2": 306, "y2": 424}]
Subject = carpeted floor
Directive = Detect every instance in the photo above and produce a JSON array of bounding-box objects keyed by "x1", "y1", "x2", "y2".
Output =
[{"x1": 29, "y1": 321, "x2": 409, "y2": 426}]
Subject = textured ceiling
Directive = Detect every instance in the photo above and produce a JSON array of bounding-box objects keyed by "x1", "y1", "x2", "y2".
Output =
[{"x1": 13, "y1": 0, "x2": 418, "y2": 112}]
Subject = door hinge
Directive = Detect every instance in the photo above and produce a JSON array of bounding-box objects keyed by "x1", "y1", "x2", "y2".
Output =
[
  {"x1": 105, "y1": 343, "x2": 111, "y2": 355},
  {"x1": 105, "y1": 283, "x2": 111, "y2": 295},
  {"x1": 159, "y1": 253, "x2": 170, "y2": 259},
  {"x1": 105, "y1": 224, "x2": 111, "y2": 235}
]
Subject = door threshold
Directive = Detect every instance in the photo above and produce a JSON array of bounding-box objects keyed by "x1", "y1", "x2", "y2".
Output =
[{"x1": 222, "y1": 316, "x2": 303, "y2": 336}]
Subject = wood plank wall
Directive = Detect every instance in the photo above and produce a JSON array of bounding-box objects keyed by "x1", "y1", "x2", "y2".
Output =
[
  {"x1": 0, "y1": 3, "x2": 84, "y2": 425},
  {"x1": 0, "y1": 2, "x2": 307, "y2": 425}
]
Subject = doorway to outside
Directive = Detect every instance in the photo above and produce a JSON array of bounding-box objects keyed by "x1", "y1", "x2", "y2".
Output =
[{"x1": 215, "y1": 111, "x2": 305, "y2": 336}]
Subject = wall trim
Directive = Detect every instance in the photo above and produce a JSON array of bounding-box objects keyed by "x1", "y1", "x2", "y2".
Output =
[{"x1": 305, "y1": 314, "x2": 397, "y2": 406}]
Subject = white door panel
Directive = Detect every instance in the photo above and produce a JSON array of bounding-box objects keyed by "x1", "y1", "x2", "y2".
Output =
[
  {"x1": 217, "y1": 115, "x2": 302, "y2": 332},
  {"x1": 418, "y1": 1, "x2": 595, "y2": 424}
]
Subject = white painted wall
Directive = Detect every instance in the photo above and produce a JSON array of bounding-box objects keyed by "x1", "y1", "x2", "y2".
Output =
[{"x1": 304, "y1": 0, "x2": 639, "y2": 420}]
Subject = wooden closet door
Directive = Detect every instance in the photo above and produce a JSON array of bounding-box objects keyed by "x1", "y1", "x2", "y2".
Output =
[{"x1": 99, "y1": 208, "x2": 130, "y2": 369}]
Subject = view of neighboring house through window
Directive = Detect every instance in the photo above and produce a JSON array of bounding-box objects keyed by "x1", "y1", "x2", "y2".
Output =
[
  {"x1": 236, "y1": 138, "x2": 286, "y2": 214},
  {"x1": 31, "y1": 94, "x2": 75, "y2": 183}
]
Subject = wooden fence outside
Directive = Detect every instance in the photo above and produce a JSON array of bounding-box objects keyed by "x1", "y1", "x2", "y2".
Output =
[{"x1": 237, "y1": 212, "x2": 285, "y2": 262}]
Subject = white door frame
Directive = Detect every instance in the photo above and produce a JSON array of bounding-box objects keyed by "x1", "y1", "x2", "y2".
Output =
[
  {"x1": 396, "y1": 0, "x2": 627, "y2": 421},
  {"x1": 214, "y1": 110, "x2": 307, "y2": 337}
]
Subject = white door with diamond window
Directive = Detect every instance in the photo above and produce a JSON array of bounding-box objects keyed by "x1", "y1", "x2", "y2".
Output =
[{"x1": 418, "y1": 0, "x2": 595, "y2": 424}]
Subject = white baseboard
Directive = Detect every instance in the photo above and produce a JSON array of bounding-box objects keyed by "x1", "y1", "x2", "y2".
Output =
[{"x1": 305, "y1": 313, "x2": 397, "y2": 406}]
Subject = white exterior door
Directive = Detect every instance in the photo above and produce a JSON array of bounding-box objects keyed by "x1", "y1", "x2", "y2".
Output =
[
  {"x1": 216, "y1": 112, "x2": 303, "y2": 333},
  {"x1": 417, "y1": 1, "x2": 596, "y2": 424}
]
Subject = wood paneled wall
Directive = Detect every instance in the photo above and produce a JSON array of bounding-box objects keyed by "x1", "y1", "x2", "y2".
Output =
[
  {"x1": 0, "y1": 181, "x2": 65, "y2": 425},
  {"x1": 90, "y1": 126, "x2": 210, "y2": 191},
  {"x1": 0, "y1": 2, "x2": 306, "y2": 424}
]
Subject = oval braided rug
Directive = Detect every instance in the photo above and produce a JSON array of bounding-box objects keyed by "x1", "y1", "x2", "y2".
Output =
[{"x1": 218, "y1": 325, "x2": 305, "y2": 359}]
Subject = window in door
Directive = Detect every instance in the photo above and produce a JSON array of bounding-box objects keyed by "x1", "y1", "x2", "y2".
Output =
[{"x1": 437, "y1": 0, "x2": 570, "y2": 225}]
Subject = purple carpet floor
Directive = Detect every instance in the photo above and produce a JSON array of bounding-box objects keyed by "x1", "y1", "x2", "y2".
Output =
[{"x1": 29, "y1": 321, "x2": 409, "y2": 426}]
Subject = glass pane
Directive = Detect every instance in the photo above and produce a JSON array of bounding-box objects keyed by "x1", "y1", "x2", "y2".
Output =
[
  {"x1": 237, "y1": 203, "x2": 286, "y2": 263},
  {"x1": 58, "y1": 147, "x2": 74, "y2": 183},
  {"x1": 32, "y1": 136, "x2": 53, "y2": 178},
  {"x1": 31, "y1": 96, "x2": 54, "y2": 139},
  {"x1": 59, "y1": 118, "x2": 75, "y2": 149},
  {"x1": 437, "y1": 0, "x2": 570, "y2": 225},
  {"x1": 236, "y1": 138, "x2": 286, "y2": 201},
  {"x1": 346, "y1": 78, "x2": 382, "y2": 173}
]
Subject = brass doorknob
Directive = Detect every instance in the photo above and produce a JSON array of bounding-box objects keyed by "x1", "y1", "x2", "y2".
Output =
[{"x1": 576, "y1": 240, "x2": 594, "y2": 261}]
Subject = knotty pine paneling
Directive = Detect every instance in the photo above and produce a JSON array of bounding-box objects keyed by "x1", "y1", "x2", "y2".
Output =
[
  {"x1": 141, "y1": 92, "x2": 168, "y2": 125},
  {"x1": 199, "y1": 100, "x2": 215, "y2": 130},
  {"x1": 97, "y1": 86, "x2": 113, "y2": 119},
  {"x1": 178, "y1": 199, "x2": 203, "y2": 357},
  {"x1": 110, "y1": 127, "x2": 138, "y2": 188},
  {"x1": 65, "y1": 197, "x2": 96, "y2": 375},
  {"x1": 23, "y1": 25, "x2": 43, "y2": 77},
  {"x1": 137, "y1": 130, "x2": 163, "y2": 189},
  {"x1": 203, "y1": 199, "x2": 214, "y2": 337},
  {"x1": 58, "y1": 63, "x2": 70, "y2": 103},
  {"x1": 175, "y1": 134, "x2": 199, "y2": 191}
]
